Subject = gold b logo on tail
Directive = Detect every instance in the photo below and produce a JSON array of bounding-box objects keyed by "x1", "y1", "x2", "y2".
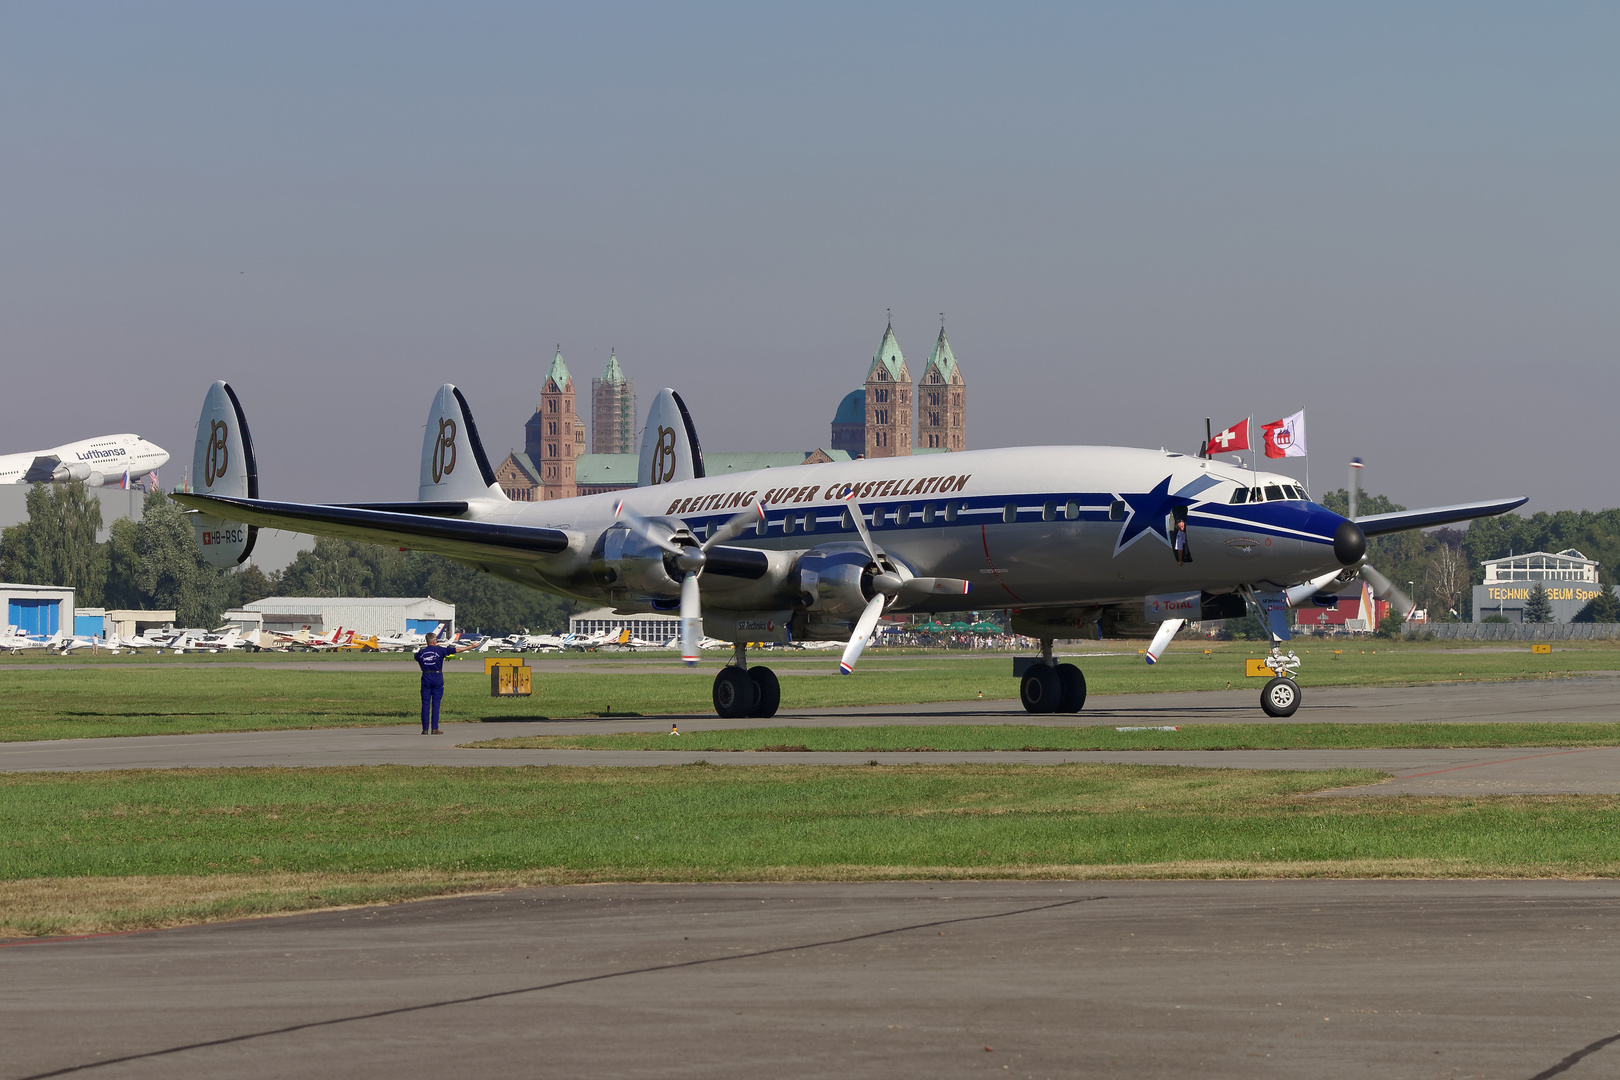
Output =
[
  {"x1": 205, "y1": 420, "x2": 229, "y2": 486},
  {"x1": 432, "y1": 418, "x2": 458, "y2": 483},
  {"x1": 650, "y1": 425, "x2": 677, "y2": 485}
]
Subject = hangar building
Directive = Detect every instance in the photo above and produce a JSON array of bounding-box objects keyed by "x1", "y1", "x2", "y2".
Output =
[
  {"x1": 2, "y1": 583, "x2": 76, "y2": 637},
  {"x1": 1472, "y1": 550, "x2": 1611, "y2": 623},
  {"x1": 225, "y1": 597, "x2": 455, "y2": 639}
]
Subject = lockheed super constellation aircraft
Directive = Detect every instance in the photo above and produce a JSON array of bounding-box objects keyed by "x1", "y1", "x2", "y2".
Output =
[
  {"x1": 173, "y1": 381, "x2": 1524, "y2": 720},
  {"x1": 0, "y1": 433, "x2": 169, "y2": 487}
]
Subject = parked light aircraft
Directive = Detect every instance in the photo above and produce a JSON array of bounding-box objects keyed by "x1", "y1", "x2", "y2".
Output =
[
  {"x1": 174, "y1": 381, "x2": 1525, "y2": 720},
  {"x1": 0, "y1": 433, "x2": 169, "y2": 487}
]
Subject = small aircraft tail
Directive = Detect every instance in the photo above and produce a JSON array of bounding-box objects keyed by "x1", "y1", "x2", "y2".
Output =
[
  {"x1": 638, "y1": 388, "x2": 705, "y2": 487},
  {"x1": 419, "y1": 385, "x2": 507, "y2": 503},
  {"x1": 190, "y1": 381, "x2": 260, "y2": 567}
]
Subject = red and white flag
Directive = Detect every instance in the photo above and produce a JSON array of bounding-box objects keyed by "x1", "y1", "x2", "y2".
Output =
[
  {"x1": 1261, "y1": 410, "x2": 1307, "y2": 458},
  {"x1": 1205, "y1": 418, "x2": 1250, "y2": 456}
]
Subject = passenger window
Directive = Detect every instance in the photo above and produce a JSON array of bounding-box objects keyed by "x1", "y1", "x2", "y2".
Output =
[
  {"x1": 841, "y1": 508, "x2": 852, "y2": 530},
  {"x1": 755, "y1": 515, "x2": 766, "y2": 536},
  {"x1": 897, "y1": 504, "x2": 910, "y2": 525},
  {"x1": 1264, "y1": 485, "x2": 1286, "y2": 501},
  {"x1": 1109, "y1": 500, "x2": 1126, "y2": 521},
  {"x1": 1003, "y1": 503, "x2": 1018, "y2": 523},
  {"x1": 1230, "y1": 487, "x2": 1249, "y2": 504},
  {"x1": 1065, "y1": 500, "x2": 1079, "y2": 520},
  {"x1": 870, "y1": 507, "x2": 885, "y2": 528},
  {"x1": 783, "y1": 514, "x2": 795, "y2": 534},
  {"x1": 921, "y1": 504, "x2": 935, "y2": 524},
  {"x1": 1042, "y1": 502, "x2": 1056, "y2": 521},
  {"x1": 944, "y1": 502, "x2": 957, "y2": 523},
  {"x1": 803, "y1": 512, "x2": 816, "y2": 533}
]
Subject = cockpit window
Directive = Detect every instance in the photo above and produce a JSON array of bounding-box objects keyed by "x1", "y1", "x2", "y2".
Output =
[
  {"x1": 1229, "y1": 487, "x2": 1249, "y2": 504},
  {"x1": 1264, "y1": 485, "x2": 1286, "y2": 501}
]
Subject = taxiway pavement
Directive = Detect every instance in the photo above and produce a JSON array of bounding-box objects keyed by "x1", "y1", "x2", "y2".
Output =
[
  {"x1": 4, "y1": 679, "x2": 1619, "y2": 795},
  {"x1": 4, "y1": 880, "x2": 1618, "y2": 1079}
]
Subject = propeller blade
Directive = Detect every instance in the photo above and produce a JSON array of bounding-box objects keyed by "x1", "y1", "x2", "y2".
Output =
[
  {"x1": 1145, "y1": 618, "x2": 1185, "y2": 664},
  {"x1": 703, "y1": 501, "x2": 766, "y2": 551},
  {"x1": 841, "y1": 492, "x2": 882, "y2": 561},
  {"x1": 838, "y1": 594, "x2": 887, "y2": 675},
  {"x1": 613, "y1": 499, "x2": 682, "y2": 555},
  {"x1": 679, "y1": 572, "x2": 702, "y2": 666},
  {"x1": 896, "y1": 576, "x2": 972, "y2": 603},
  {"x1": 1360, "y1": 564, "x2": 1415, "y2": 618},
  {"x1": 1284, "y1": 570, "x2": 1346, "y2": 608}
]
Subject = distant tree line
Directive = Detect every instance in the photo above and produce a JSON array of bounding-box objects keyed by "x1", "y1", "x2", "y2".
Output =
[{"x1": 0, "y1": 483, "x2": 578, "y2": 633}]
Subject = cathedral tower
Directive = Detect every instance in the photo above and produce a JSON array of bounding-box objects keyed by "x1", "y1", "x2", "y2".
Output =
[
  {"x1": 916, "y1": 325, "x2": 966, "y2": 450},
  {"x1": 523, "y1": 347, "x2": 583, "y2": 499},
  {"x1": 863, "y1": 321, "x2": 912, "y2": 458},
  {"x1": 591, "y1": 349, "x2": 636, "y2": 455}
]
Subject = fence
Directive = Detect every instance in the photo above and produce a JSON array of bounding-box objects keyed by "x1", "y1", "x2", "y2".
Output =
[{"x1": 1408, "y1": 622, "x2": 1620, "y2": 641}]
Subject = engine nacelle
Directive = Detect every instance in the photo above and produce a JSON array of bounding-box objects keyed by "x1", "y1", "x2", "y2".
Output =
[
  {"x1": 50, "y1": 461, "x2": 93, "y2": 482},
  {"x1": 589, "y1": 525, "x2": 680, "y2": 595},
  {"x1": 794, "y1": 547, "x2": 885, "y2": 618}
]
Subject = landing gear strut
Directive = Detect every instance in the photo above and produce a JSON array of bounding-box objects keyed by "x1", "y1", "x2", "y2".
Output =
[
  {"x1": 1019, "y1": 638, "x2": 1087, "y2": 714},
  {"x1": 712, "y1": 643, "x2": 780, "y2": 720}
]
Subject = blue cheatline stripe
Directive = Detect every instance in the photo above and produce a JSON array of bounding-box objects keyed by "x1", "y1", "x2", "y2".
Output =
[{"x1": 673, "y1": 491, "x2": 1336, "y2": 547}]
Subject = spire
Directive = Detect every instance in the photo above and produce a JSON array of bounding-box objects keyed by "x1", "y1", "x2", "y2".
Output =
[
  {"x1": 600, "y1": 348, "x2": 625, "y2": 385},
  {"x1": 867, "y1": 321, "x2": 906, "y2": 381},
  {"x1": 923, "y1": 325, "x2": 957, "y2": 381},
  {"x1": 545, "y1": 346, "x2": 571, "y2": 391}
]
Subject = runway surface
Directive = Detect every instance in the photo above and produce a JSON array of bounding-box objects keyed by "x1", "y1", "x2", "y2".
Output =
[
  {"x1": 5, "y1": 880, "x2": 1618, "y2": 1079},
  {"x1": 4, "y1": 679, "x2": 1619, "y2": 795}
]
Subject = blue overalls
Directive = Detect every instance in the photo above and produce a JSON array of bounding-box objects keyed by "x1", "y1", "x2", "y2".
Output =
[{"x1": 414, "y1": 644, "x2": 456, "y2": 731}]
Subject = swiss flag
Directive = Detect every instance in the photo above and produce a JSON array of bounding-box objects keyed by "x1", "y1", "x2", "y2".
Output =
[{"x1": 1205, "y1": 418, "x2": 1250, "y2": 456}]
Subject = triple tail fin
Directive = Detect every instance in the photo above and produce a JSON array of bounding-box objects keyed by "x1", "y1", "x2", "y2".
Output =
[
  {"x1": 638, "y1": 388, "x2": 705, "y2": 487},
  {"x1": 191, "y1": 381, "x2": 259, "y2": 567},
  {"x1": 418, "y1": 385, "x2": 508, "y2": 502}
]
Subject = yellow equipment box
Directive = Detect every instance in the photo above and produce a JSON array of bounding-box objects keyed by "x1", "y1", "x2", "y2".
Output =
[
  {"x1": 1245, "y1": 658, "x2": 1277, "y2": 678},
  {"x1": 489, "y1": 660, "x2": 532, "y2": 697},
  {"x1": 1531, "y1": 643, "x2": 1552, "y2": 654}
]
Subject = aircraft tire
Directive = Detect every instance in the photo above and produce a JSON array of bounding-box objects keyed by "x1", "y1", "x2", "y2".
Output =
[
  {"x1": 1260, "y1": 677, "x2": 1301, "y2": 718},
  {"x1": 713, "y1": 667, "x2": 756, "y2": 719},
  {"x1": 1020, "y1": 664, "x2": 1061, "y2": 714},
  {"x1": 1055, "y1": 663, "x2": 1087, "y2": 713},
  {"x1": 748, "y1": 667, "x2": 781, "y2": 719}
]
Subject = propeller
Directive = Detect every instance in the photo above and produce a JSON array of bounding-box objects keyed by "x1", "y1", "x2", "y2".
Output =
[
  {"x1": 835, "y1": 494, "x2": 975, "y2": 673},
  {"x1": 613, "y1": 499, "x2": 766, "y2": 666},
  {"x1": 837, "y1": 494, "x2": 900, "y2": 674}
]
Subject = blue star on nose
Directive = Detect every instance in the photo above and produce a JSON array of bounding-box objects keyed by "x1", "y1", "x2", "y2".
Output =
[{"x1": 1113, "y1": 475, "x2": 1196, "y2": 555}]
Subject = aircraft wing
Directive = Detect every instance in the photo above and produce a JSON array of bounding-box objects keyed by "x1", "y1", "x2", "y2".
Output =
[
  {"x1": 171, "y1": 493, "x2": 572, "y2": 562},
  {"x1": 1355, "y1": 497, "x2": 1528, "y2": 537},
  {"x1": 21, "y1": 455, "x2": 61, "y2": 483}
]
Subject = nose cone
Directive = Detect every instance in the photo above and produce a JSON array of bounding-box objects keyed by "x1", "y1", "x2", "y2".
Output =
[{"x1": 1334, "y1": 519, "x2": 1366, "y2": 566}]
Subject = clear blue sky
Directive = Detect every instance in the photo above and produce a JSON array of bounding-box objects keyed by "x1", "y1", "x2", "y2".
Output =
[{"x1": 3, "y1": 3, "x2": 1615, "y2": 511}]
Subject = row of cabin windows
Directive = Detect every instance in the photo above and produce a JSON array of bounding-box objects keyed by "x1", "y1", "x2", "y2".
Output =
[
  {"x1": 704, "y1": 499, "x2": 1126, "y2": 538},
  {"x1": 1229, "y1": 484, "x2": 1308, "y2": 504}
]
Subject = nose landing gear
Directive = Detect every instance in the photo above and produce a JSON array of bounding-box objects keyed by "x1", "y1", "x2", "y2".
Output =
[
  {"x1": 712, "y1": 644, "x2": 781, "y2": 719},
  {"x1": 1259, "y1": 646, "x2": 1302, "y2": 718}
]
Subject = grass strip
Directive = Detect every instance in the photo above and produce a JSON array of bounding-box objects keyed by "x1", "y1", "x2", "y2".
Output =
[
  {"x1": 7, "y1": 764, "x2": 1620, "y2": 936},
  {"x1": 467, "y1": 721, "x2": 1620, "y2": 753},
  {"x1": 2, "y1": 647, "x2": 1618, "y2": 742}
]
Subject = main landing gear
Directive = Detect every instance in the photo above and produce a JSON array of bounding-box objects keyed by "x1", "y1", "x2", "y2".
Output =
[
  {"x1": 1020, "y1": 639, "x2": 1087, "y2": 714},
  {"x1": 712, "y1": 644, "x2": 781, "y2": 720}
]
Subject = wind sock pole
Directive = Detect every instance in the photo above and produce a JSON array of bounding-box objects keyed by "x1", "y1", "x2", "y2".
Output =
[{"x1": 1349, "y1": 457, "x2": 1363, "y2": 519}]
